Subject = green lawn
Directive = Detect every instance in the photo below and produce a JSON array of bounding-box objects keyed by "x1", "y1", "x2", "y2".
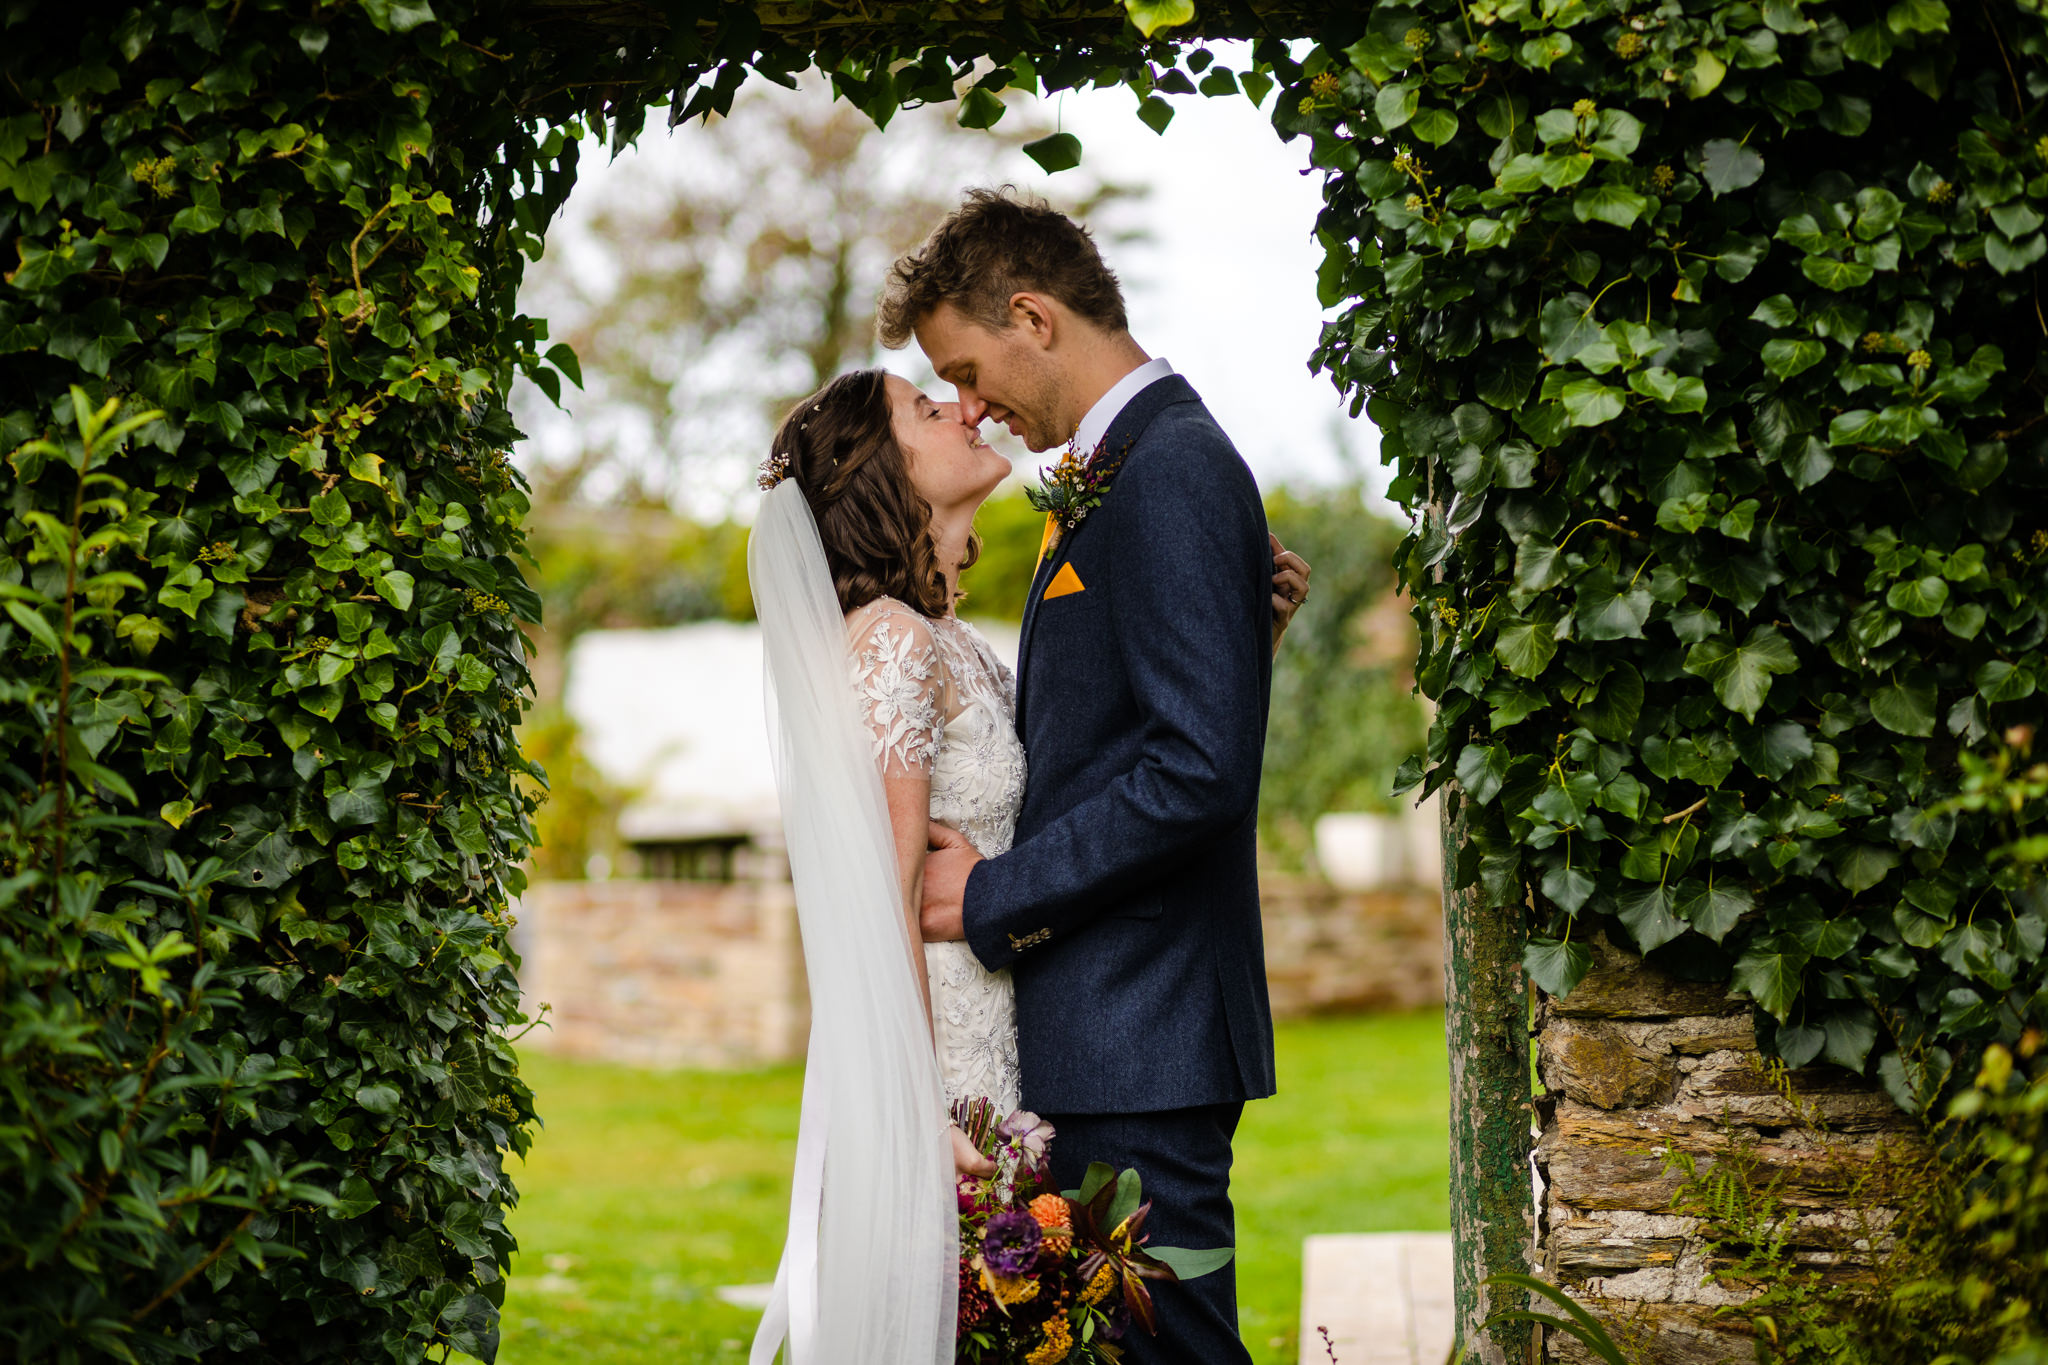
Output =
[{"x1": 491, "y1": 1010, "x2": 1448, "y2": 1365}]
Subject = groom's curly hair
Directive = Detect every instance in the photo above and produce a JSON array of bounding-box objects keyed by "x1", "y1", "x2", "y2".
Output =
[
  {"x1": 766, "y1": 369, "x2": 979, "y2": 619},
  {"x1": 875, "y1": 187, "x2": 1127, "y2": 347}
]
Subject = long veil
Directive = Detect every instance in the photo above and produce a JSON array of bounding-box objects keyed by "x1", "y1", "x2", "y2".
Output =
[{"x1": 746, "y1": 479, "x2": 957, "y2": 1365}]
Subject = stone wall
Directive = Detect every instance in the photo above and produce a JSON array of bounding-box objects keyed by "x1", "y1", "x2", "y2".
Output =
[
  {"x1": 512, "y1": 876, "x2": 1443, "y2": 1069},
  {"x1": 1262, "y1": 880, "x2": 1445, "y2": 1016},
  {"x1": 514, "y1": 878, "x2": 807, "y2": 1068},
  {"x1": 1533, "y1": 934, "x2": 1917, "y2": 1364}
]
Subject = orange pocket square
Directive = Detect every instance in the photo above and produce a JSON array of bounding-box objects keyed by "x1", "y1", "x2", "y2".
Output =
[{"x1": 1044, "y1": 563, "x2": 1086, "y2": 600}]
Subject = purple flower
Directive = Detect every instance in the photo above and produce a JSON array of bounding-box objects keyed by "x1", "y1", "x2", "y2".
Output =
[
  {"x1": 997, "y1": 1110, "x2": 1055, "y2": 1160},
  {"x1": 981, "y1": 1209, "x2": 1043, "y2": 1275}
]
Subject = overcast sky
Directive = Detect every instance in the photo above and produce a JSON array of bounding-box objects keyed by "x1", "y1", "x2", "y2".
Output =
[
  {"x1": 517, "y1": 45, "x2": 1395, "y2": 514},
  {"x1": 956, "y1": 71, "x2": 1387, "y2": 498}
]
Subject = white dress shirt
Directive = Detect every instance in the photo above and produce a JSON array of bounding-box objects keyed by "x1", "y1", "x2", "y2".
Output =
[{"x1": 1071, "y1": 356, "x2": 1175, "y2": 456}]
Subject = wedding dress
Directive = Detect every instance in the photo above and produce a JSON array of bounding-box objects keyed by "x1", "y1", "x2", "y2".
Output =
[
  {"x1": 845, "y1": 597, "x2": 1026, "y2": 1115},
  {"x1": 747, "y1": 485, "x2": 958, "y2": 1365}
]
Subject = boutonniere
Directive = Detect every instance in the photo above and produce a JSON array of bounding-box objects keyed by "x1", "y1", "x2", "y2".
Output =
[{"x1": 1025, "y1": 436, "x2": 1133, "y2": 556}]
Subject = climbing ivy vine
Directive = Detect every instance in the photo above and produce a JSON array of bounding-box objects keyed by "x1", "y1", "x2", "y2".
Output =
[{"x1": 1289, "y1": 0, "x2": 2048, "y2": 1109}]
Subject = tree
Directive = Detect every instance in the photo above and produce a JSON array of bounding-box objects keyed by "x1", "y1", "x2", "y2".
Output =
[{"x1": 516, "y1": 77, "x2": 1137, "y2": 519}]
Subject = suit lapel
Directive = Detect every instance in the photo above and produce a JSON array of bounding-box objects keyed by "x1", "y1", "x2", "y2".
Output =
[{"x1": 1012, "y1": 375, "x2": 1198, "y2": 734}]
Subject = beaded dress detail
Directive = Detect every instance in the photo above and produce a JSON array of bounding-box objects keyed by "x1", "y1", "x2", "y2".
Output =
[{"x1": 845, "y1": 597, "x2": 1027, "y2": 1114}]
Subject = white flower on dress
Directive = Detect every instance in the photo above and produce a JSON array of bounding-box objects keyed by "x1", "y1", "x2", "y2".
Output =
[{"x1": 850, "y1": 607, "x2": 944, "y2": 775}]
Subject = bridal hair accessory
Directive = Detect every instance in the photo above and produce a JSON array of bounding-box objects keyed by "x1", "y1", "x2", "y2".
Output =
[
  {"x1": 761, "y1": 406, "x2": 836, "y2": 490},
  {"x1": 951, "y1": 1096, "x2": 1236, "y2": 1362}
]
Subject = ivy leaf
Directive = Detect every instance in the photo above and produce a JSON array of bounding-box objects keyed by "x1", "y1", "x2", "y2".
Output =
[
  {"x1": 1455, "y1": 743, "x2": 1508, "y2": 804},
  {"x1": 1523, "y1": 937, "x2": 1593, "y2": 997},
  {"x1": 1885, "y1": 576, "x2": 1948, "y2": 617},
  {"x1": 1573, "y1": 183, "x2": 1652, "y2": 229},
  {"x1": 211, "y1": 805, "x2": 311, "y2": 889},
  {"x1": 1410, "y1": 107, "x2": 1459, "y2": 145},
  {"x1": 1678, "y1": 881, "x2": 1751, "y2": 942},
  {"x1": 1986, "y1": 232, "x2": 2048, "y2": 276},
  {"x1": 355, "y1": 1084, "x2": 401, "y2": 1115},
  {"x1": 1577, "y1": 662, "x2": 1643, "y2": 741},
  {"x1": 1476, "y1": 349, "x2": 1540, "y2": 410},
  {"x1": 1513, "y1": 539, "x2": 1568, "y2": 592},
  {"x1": 956, "y1": 85, "x2": 1006, "y2": 129},
  {"x1": 1801, "y1": 256, "x2": 1876, "y2": 290},
  {"x1": 1021, "y1": 133, "x2": 1082, "y2": 173},
  {"x1": 1772, "y1": 1021, "x2": 1824, "y2": 1067},
  {"x1": 1538, "y1": 296, "x2": 1600, "y2": 364},
  {"x1": 375, "y1": 570, "x2": 415, "y2": 610},
  {"x1": 1734, "y1": 719, "x2": 1812, "y2": 779},
  {"x1": 1617, "y1": 886, "x2": 1687, "y2": 953},
  {"x1": 1976, "y1": 660, "x2": 2038, "y2": 704},
  {"x1": 1886, "y1": 0, "x2": 1949, "y2": 33},
  {"x1": 1731, "y1": 940, "x2": 1810, "y2": 1021},
  {"x1": 1122, "y1": 0, "x2": 1194, "y2": 34},
  {"x1": 1574, "y1": 566, "x2": 1653, "y2": 640},
  {"x1": 1560, "y1": 379, "x2": 1625, "y2": 427},
  {"x1": 1700, "y1": 138, "x2": 1765, "y2": 195},
  {"x1": 1496, "y1": 609, "x2": 1561, "y2": 679},
  {"x1": 1822, "y1": 1008, "x2": 1879, "y2": 1071},
  {"x1": 1869, "y1": 680, "x2": 1936, "y2": 736},
  {"x1": 1375, "y1": 83, "x2": 1419, "y2": 131},
  {"x1": 1683, "y1": 625, "x2": 1799, "y2": 722},
  {"x1": 1540, "y1": 864, "x2": 1597, "y2": 914},
  {"x1": 1626, "y1": 367, "x2": 1707, "y2": 414},
  {"x1": 1832, "y1": 843, "x2": 1899, "y2": 894},
  {"x1": 1760, "y1": 337, "x2": 1826, "y2": 379}
]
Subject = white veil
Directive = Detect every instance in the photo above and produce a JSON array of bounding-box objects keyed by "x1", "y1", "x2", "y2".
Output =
[{"x1": 746, "y1": 479, "x2": 957, "y2": 1365}]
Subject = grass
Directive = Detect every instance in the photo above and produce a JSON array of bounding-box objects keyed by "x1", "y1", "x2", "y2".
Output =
[{"x1": 490, "y1": 1010, "x2": 1448, "y2": 1365}]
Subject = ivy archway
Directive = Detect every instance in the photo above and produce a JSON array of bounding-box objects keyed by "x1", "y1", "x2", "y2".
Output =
[{"x1": 5, "y1": 2, "x2": 2046, "y2": 1363}]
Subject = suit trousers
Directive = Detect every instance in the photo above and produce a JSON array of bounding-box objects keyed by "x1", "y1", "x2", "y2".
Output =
[{"x1": 1043, "y1": 1103, "x2": 1252, "y2": 1365}]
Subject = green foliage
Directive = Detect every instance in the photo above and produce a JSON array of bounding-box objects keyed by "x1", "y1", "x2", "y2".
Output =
[
  {"x1": 1289, "y1": 0, "x2": 2048, "y2": 1092},
  {"x1": 1661, "y1": 1044, "x2": 2048, "y2": 1365},
  {"x1": 1482, "y1": 1271, "x2": 1629, "y2": 1365},
  {"x1": 3, "y1": 6, "x2": 549, "y2": 1357}
]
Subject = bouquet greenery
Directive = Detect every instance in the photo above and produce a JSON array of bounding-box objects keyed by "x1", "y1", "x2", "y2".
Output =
[{"x1": 951, "y1": 1099, "x2": 1235, "y2": 1365}]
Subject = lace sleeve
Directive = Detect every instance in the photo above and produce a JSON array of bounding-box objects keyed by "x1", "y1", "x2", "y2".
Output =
[{"x1": 847, "y1": 602, "x2": 947, "y2": 778}]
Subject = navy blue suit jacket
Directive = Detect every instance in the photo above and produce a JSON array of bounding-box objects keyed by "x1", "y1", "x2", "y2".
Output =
[{"x1": 962, "y1": 375, "x2": 1277, "y2": 1115}]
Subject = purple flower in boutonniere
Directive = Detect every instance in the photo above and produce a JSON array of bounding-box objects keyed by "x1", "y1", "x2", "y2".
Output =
[{"x1": 1025, "y1": 435, "x2": 1134, "y2": 555}]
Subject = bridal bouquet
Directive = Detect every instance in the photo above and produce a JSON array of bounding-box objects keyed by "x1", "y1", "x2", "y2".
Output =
[{"x1": 950, "y1": 1099, "x2": 1233, "y2": 1365}]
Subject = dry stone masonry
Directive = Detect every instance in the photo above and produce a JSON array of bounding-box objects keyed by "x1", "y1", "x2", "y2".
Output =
[
  {"x1": 513, "y1": 875, "x2": 1444, "y2": 1068},
  {"x1": 1534, "y1": 935, "x2": 1918, "y2": 1365}
]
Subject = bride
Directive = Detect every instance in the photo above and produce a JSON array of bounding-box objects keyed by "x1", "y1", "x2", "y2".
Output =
[{"x1": 745, "y1": 368, "x2": 1306, "y2": 1365}]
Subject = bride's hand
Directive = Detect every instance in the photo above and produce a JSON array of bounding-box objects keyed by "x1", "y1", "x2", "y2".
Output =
[
  {"x1": 1271, "y1": 532, "x2": 1311, "y2": 653},
  {"x1": 950, "y1": 1124, "x2": 995, "y2": 1178}
]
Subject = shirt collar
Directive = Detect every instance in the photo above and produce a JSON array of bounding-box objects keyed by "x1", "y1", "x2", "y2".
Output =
[{"x1": 1071, "y1": 356, "x2": 1174, "y2": 456}]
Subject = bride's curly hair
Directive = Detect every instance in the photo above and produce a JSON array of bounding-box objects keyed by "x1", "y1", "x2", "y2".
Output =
[{"x1": 763, "y1": 368, "x2": 979, "y2": 618}]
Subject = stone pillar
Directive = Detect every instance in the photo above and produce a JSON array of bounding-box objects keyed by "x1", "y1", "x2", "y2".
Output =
[{"x1": 1533, "y1": 934, "x2": 1916, "y2": 1363}]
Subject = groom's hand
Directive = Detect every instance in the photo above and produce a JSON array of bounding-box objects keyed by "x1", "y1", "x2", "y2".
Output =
[{"x1": 920, "y1": 821, "x2": 979, "y2": 943}]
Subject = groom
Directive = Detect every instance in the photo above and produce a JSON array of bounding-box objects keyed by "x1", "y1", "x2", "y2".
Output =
[{"x1": 883, "y1": 188, "x2": 1276, "y2": 1364}]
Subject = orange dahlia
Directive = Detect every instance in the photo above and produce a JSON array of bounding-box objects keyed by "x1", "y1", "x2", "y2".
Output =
[{"x1": 1029, "y1": 1193, "x2": 1073, "y2": 1255}]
